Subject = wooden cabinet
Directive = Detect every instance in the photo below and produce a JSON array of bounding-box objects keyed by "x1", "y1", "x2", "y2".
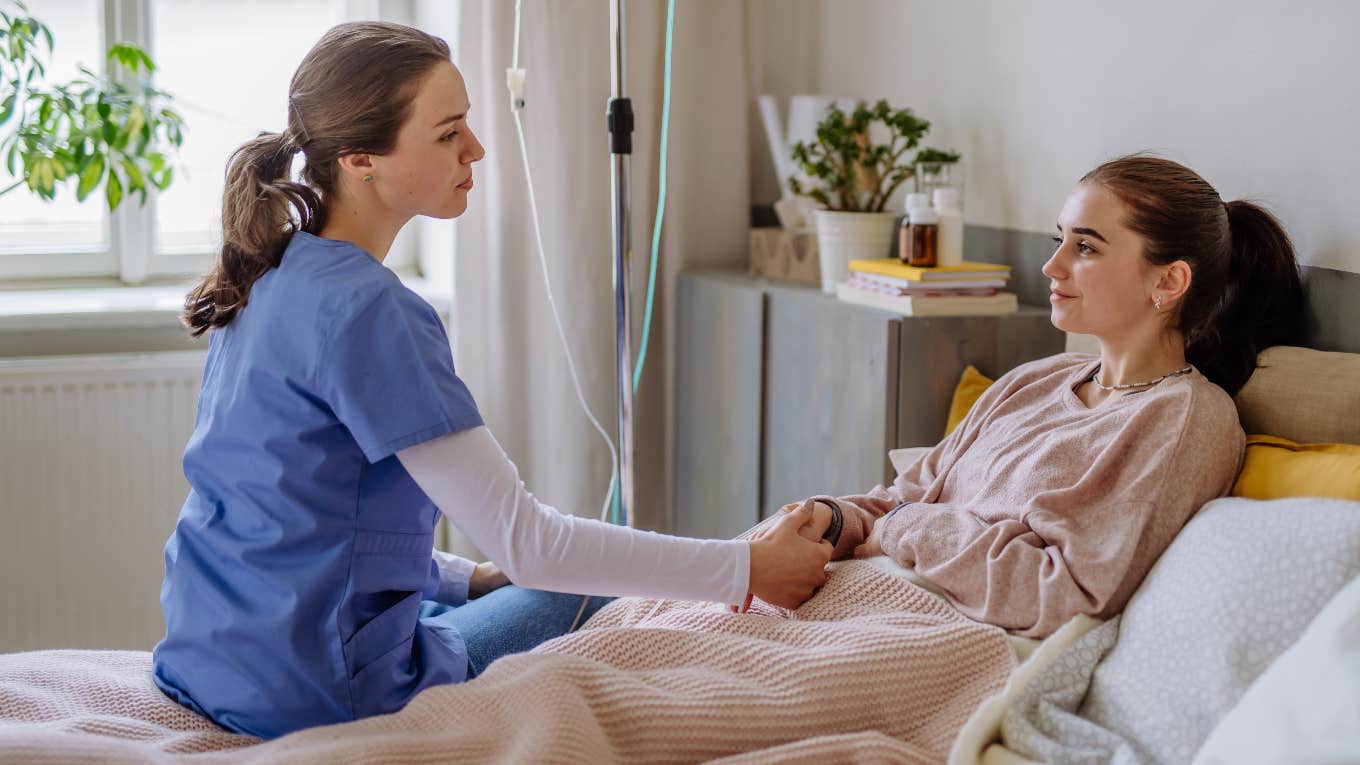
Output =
[{"x1": 673, "y1": 270, "x2": 1065, "y2": 540}]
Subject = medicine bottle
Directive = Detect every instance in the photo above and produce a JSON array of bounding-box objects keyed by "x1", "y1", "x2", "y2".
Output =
[
  {"x1": 898, "y1": 193, "x2": 932, "y2": 263},
  {"x1": 907, "y1": 206, "x2": 939, "y2": 267},
  {"x1": 933, "y1": 188, "x2": 964, "y2": 267}
]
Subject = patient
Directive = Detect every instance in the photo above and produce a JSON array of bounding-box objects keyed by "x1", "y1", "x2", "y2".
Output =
[{"x1": 764, "y1": 155, "x2": 1304, "y2": 638}]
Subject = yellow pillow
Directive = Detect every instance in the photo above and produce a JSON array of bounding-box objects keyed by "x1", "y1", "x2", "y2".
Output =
[
  {"x1": 1231, "y1": 434, "x2": 1360, "y2": 500},
  {"x1": 945, "y1": 364, "x2": 994, "y2": 438}
]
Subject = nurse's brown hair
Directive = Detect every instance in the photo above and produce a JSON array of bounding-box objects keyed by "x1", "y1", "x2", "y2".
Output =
[
  {"x1": 183, "y1": 22, "x2": 449, "y2": 336},
  {"x1": 1081, "y1": 155, "x2": 1304, "y2": 396}
]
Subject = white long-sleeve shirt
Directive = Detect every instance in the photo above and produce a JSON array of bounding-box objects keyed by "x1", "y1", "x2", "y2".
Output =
[{"x1": 399, "y1": 426, "x2": 750, "y2": 606}]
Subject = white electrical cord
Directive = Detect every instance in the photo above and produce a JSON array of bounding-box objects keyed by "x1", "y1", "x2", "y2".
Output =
[{"x1": 507, "y1": 1, "x2": 620, "y2": 531}]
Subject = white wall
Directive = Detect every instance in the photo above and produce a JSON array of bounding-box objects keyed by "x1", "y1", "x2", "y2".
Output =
[{"x1": 753, "y1": 0, "x2": 1360, "y2": 274}]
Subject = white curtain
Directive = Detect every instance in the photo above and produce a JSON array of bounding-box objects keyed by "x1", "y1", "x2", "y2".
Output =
[{"x1": 449, "y1": 0, "x2": 755, "y2": 548}]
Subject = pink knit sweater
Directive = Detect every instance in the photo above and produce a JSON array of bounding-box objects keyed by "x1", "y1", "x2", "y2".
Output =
[{"x1": 825, "y1": 352, "x2": 1245, "y2": 638}]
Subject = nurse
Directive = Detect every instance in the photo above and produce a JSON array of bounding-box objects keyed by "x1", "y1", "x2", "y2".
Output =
[{"x1": 153, "y1": 21, "x2": 833, "y2": 740}]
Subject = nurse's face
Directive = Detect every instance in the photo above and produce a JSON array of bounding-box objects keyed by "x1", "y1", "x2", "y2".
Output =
[{"x1": 369, "y1": 61, "x2": 485, "y2": 220}]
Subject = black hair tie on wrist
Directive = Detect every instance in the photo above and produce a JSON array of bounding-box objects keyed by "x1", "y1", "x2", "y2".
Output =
[{"x1": 813, "y1": 499, "x2": 843, "y2": 548}]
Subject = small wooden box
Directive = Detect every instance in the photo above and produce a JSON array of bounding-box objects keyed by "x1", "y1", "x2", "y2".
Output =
[{"x1": 747, "y1": 227, "x2": 820, "y2": 286}]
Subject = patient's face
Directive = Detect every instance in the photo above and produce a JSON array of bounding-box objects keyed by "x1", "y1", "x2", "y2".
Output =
[{"x1": 1043, "y1": 183, "x2": 1162, "y2": 339}]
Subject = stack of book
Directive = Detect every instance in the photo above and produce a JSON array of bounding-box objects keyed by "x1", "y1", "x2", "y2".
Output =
[{"x1": 836, "y1": 258, "x2": 1018, "y2": 316}]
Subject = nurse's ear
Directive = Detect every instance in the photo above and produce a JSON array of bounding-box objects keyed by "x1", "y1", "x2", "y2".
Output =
[{"x1": 337, "y1": 153, "x2": 377, "y2": 187}]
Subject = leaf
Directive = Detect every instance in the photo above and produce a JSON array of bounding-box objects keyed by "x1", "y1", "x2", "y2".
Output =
[
  {"x1": 152, "y1": 165, "x2": 172, "y2": 191},
  {"x1": 76, "y1": 152, "x2": 103, "y2": 201},
  {"x1": 5, "y1": 141, "x2": 17, "y2": 175},
  {"x1": 124, "y1": 104, "x2": 145, "y2": 144},
  {"x1": 108, "y1": 43, "x2": 155, "y2": 75},
  {"x1": 105, "y1": 166, "x2": 122, "y2": 210},
  {"x1": 50, "y1": 150, "x2": 72, "y2": 179},
  {"x1": 108, "y1": 43, "x2": 134, "y2": 72},
  {"x1": 31, "y1": 156, "x2": 55, "y2": 198},
  {"x1": 0, "y1": 92, "x2": 13, "y2": 126},
  {"x1": 121, "y1": 156, "x2": 144, "y2": 191}
]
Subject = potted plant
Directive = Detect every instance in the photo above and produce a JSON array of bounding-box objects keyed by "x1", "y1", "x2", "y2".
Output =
[
  {"x1": 913, "y1": 147, "x2": 964, "y2": 204},
  {"x1": 0, "y1": 1, "x2": 184, "y2": 211},
  {"x1": 789, "y1": 100, "x2": 957, "y2": 293}
]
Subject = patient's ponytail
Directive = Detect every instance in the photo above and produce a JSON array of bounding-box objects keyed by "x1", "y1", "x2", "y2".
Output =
[
  {"x1": 1194, "y1": 200, "x2": 1305, "y2": 393},
  {"x1": 182, "y1": 21, "x2": 452, "y2": 336},
  {"x1": 1082, "y1": 155, "x2": 1303, "y2": 396}
]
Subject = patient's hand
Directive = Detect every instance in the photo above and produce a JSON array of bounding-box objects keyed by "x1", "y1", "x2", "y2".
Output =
[
  {"x1": 853, "y1": 521, "x2": 885, "y2": 558},
  {"x1": 750, "y1": 498, "x2": 833, "y2": 543}
]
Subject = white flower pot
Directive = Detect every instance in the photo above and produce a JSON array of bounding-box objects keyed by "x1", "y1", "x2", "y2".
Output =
[{"x1": 812, "y1": 210, "x2": 899, "y2": 294}]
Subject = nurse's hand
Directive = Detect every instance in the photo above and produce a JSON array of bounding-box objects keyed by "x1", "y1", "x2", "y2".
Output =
[
  {"x1": 469, "y1": 561, "x2": 510, "y2": 599},
  {"x1": 746, "y1": 503, "x2": 833, "y2": 610}
]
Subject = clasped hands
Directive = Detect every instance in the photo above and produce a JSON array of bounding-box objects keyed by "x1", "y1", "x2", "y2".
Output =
[{"x1": 742, "y1": 497, "x2": 895, "y2": 611}]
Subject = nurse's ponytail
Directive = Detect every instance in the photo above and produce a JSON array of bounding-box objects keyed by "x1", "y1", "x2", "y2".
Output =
[
  {"x1": 183, "y1": 131, "x2": 320, "y2": 334},
  {"x1": 183, "y1": 21, "x2": 451, "y2": 336}
]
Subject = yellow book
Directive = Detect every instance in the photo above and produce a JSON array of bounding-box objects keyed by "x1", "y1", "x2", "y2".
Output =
[{"x1": 849, "y1": 258, "x2": 1011, "y2": 282}]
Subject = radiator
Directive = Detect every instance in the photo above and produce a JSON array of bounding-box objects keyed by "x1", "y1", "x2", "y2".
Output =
[{"x1": 0, "y1": 351, "x2": 205, "y2": 652}]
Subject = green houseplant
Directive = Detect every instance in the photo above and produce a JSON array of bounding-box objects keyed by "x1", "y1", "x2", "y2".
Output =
[
  {"x1": 0, "y1": 1, "x2": 184, "y2": 211},
  {"x1": 787, "y1": 100, "x2": 958, "y2": 293}
]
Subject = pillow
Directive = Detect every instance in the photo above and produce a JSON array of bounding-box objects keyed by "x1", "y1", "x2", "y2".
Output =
[
  {"x1": 1076, "y1": 497, "x2": 1360, "y2": 765},
  {"x1": 1231, "y1": 434, "x2": 1360, "y2": 500},
  {"x1": 1192, "y1": 573, "x2": 1360, "y2": 764},
  {"x1": 945, "y1": 364, "x2": 994, "y2": 438},
  {"x1": 1234, "y1": 345, "x2": 1360, "y2": 445}
]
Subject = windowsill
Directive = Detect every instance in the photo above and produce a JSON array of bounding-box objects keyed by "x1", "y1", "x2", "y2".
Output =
[{"x1": 0, "y1": 273, "x2": 451, "y2": 333}]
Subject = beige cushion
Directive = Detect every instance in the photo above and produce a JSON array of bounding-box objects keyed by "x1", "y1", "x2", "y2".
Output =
[{"x1": 1234, "y1": 346, "x2": 1360, "y2": 446}]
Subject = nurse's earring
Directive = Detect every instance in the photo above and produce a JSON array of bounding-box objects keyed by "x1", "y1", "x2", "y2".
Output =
[
  {"x1": 1153, "y1": 295, "x2": 1162, "y2": 312},
  {"x1": 362, "y1": 174, "x2": 374, "y2": 183}
]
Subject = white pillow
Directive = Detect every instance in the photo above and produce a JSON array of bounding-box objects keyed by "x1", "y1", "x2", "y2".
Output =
[
  {"x1": 1077, "y1": 497, "x2": 1360, "y2": 765},
  {"x1": 1192, "y1": 573, "x2": 1360, "y2": 764},
  {"x1": 888, "y1": 447, "x2": 932, "y2": 474}
]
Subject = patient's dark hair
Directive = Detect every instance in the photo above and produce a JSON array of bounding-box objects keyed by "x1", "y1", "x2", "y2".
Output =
[
  {"x1": 1081, "y1": 155, "x2": 1303, "y2": 396},
  {"x1": 183, "y1": 22, "x2": 450, "y2": 335}
]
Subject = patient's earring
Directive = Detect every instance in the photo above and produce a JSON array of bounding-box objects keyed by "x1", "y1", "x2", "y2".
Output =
[
  {"x1": 1154, "y1": 295, "x2": 1163, "y2": 311},
  {"x1": 362, "y1": 174, "x2": 374, "y2": 183}
]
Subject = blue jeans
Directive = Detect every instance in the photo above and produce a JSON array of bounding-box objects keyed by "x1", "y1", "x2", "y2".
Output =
[{"x1": 419, "y1": 586, "x2": 614, "y2": 679}]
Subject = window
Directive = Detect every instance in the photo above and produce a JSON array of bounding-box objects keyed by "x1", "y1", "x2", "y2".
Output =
[
  {"x1": 149, "y1": 0, "x2": 346, "y2": 276},
  {"x1": 0, "y1": 0, "x2": 456, "y2": 287},
  {"x1": 0, "y1": 0, "x2": 113, "y2": 279}
]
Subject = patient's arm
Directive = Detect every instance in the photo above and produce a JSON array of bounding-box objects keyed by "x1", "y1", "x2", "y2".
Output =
[
  {"x1": 843, "y1": 400, "x2": 1243, "y2": 637},
  {"x1": 851, "y1": 497, "x2": 1155, "y2": 637}
]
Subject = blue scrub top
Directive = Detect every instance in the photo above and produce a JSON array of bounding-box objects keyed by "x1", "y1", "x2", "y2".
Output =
[{"x1": 153, "y1": 231, "x2": 484, "y2": 739}]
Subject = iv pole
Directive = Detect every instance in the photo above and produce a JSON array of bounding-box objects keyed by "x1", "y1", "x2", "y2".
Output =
[{"x1": 607, "y1": 0, "x2": 636, "y2": 529}]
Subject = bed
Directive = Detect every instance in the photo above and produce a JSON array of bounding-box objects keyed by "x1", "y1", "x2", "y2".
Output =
[{"x1": 1, "y1": 345, "x2": 1357, "y2": 764}]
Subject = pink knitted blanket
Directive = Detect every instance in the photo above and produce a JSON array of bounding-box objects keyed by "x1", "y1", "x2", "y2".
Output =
[{"x1": 0, "y1": 561, "x2": 1014, "y2": 764}]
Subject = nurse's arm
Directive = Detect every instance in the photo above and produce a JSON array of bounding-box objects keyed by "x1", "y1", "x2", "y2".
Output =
[
  {"x1": 397, "y1": 425, "x2": 752, "y2": 605},
  {"x1": 399, "y1": 426, "x2": 830, "y2": 610}
]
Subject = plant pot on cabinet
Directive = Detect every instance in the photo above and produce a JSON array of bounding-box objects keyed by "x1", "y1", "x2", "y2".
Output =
[{"x1": 812, "y1": 209, "x2": 898, "y2": 294}]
